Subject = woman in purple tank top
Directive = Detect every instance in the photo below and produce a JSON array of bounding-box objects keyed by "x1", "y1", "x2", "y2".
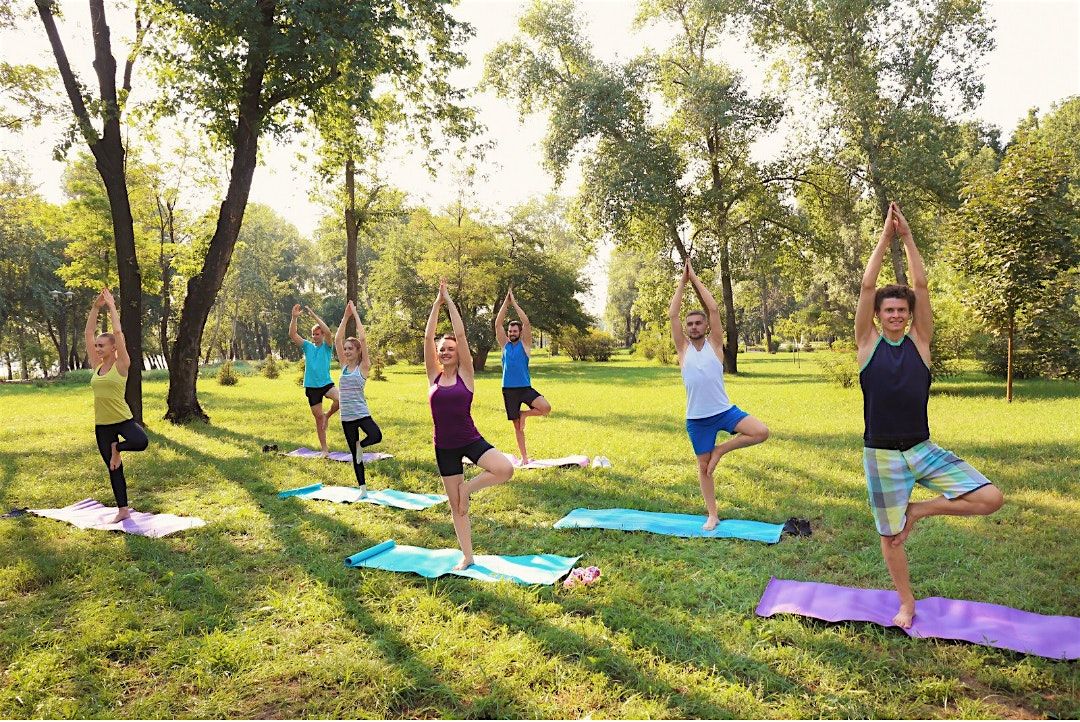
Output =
[{"x1": 425, "y1": 279, "x2": 514, "y2": 570}]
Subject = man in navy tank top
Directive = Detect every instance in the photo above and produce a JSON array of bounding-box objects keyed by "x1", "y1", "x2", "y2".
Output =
[
  {"x1": 857, "y1": 202, "x2": 1004, "y2": 628},
  {"x1": 670, "y1": 261, "x2": 770, "y2": 530},
  {"x1": 495, "y1": 286, "x2": 552, "y2": 465}
]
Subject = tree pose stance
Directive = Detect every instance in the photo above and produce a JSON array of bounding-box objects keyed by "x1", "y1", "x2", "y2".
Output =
[
  {"x1": 86, "y1": 288, "x2": 148, "y2": 522},
  {"x1": 425, "y1": 280, "x2": 514, "y2": 569},
  {"x1": 334, "y1": 300, "x2": 382, "y2": 494},
  {"x1": 290, "y1": 304, "x2": 340, "y2": 457},
  {"x1": 495, "y1": 286, "x2": 552, "y2": 465},
  {"x1": 670, "y1": 261, "x2": 769, "y2": 530},
  {"x1": 856, "y1": 202, "x2": 1004, "y2": 628}
]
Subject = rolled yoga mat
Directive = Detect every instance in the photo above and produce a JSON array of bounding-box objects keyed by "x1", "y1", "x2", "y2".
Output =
[
  {"x1": 553, "y1": 507, "x2": 788, "y2": 543},
  {"x1": 754, "y1": 577, "x2": 1080, "y2": 660},
  {"x1": 285, "y1": 447, "x2": 394, "y2": 463},
  {"x1": 344, "y1": 539, "x2": 581, "y2": 585},
  {"x1": 30, "y1": 498, "x2": 206, "y2": 538},
  {"x1": 278, "y1": 484, "x2": 447, "y2": 510}
]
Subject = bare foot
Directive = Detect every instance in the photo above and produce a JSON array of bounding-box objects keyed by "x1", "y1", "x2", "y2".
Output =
[
  {"x1": 455, "y1": 485, "x2": 471, "y2": 516},
  {"x1": 109, "y1": 443, "x2": 122, "y2": 471},
  {"x1": 320, "y1": 450, "x2": 330, "y2": 459},
  {"x1": 111, "y1": 507, "x2": 131, "y2": 523},
  {"x1": 706, "y1": 450, "x2": 725, "y2": 477},
  {"x1": 520, "y1": 457, "x2": 530, "y2": 466},
  {"x1": 453, "y1": 556, "x2": 474, "y2": 571},
  {"x1": 891, "y1": 503, "x2": 923, "y2": 546},
  {"x1": 702, "y1": 515, "x2": 719, "y2": 531},
  {"x1": 892, "y1": 599, "x2": 916, "y2": 629}
]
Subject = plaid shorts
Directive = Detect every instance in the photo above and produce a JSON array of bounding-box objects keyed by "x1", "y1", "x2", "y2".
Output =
[{"x1": 863, "y1": 441, "x2": 991, "y2": 536}]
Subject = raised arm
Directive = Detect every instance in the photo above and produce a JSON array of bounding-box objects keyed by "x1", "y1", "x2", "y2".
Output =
[
  {"x1": 443, "y1": 282, "x2": 474, "y2": 383},
  {"x1": 669, "y1": 265, "x2": 690, "y2": 356},
  {"x1": 855, "y1": 204, "x2": 895, "y2": 347},
  {"x1": 686, "y1": 261, "x2": 723, "y2": 353},
  {"x1": 352, "y1": 304, "x2": 371, "y2": 377},
  {"x1": 306, "y1": 306, "x2": 332, "y2": 345},
  {"x1": 102, "y1": 289, "x2": 130, "y2": 373},
  {"x1": 85, "y1": 290, "x2": 105, "y2": 368},
  {"x1": 424, "y1": 287, "x2": 443, "y2": 384},
  {"x1": 894, "y1": 204, "x2": 932, "y2": 348},
  {"x1": 509, "y1": 289, "x2": 532, "y2": 352},
  {"x1": 289, "y1": 304, "x2": 304, "y2": 345},
  {"x1": 494, "y1": 289, "x2": 511, "y2": 347},
  {"x1": 335, "y1": 302, "x2": 350, "y2": 361}
]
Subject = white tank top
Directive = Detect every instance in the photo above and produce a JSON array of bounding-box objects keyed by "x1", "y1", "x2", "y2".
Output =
[{"x1": 681, "y1": 341, "x2": 732, "y2": 419}]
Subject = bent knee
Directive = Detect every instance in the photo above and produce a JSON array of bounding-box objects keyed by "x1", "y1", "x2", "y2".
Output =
[
  {"x1": 756, "y1": 425, "x2": 770, "y2": 443},
  {"x1": 983, "y1": 486, "x2": 1004, "y2": 513}
]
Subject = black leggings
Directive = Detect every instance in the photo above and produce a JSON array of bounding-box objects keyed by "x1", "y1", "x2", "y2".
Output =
[
  {"x1": 94, "y1": 419, "x2": 149, "y2": 507},
  {"x1": 341, "y1": 416, "x2": 382, "y2": 487}
]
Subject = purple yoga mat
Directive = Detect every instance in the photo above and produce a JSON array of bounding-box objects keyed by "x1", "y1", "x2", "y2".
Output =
[
  {"x1": 30, "y1": 498, "x2": 206, "y2": 538},
  {"x1": 755, "y1": 577, "x2": 1080, "y2": 660},
  {"x1": 285, "y1": 447, "x2": 393, "y2": 463}
]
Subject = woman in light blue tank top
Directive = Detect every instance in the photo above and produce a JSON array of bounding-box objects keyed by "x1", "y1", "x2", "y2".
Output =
[{"x1": 334, "y1": 301, "x2": 382, "y2": 493}]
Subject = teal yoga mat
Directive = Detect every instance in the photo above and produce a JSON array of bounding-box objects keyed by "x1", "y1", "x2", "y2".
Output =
[
  {"x1": 278, "y1": 484, "x2": 447, "y2": 510},
  {"x1": 344, "y1": 540, "x2": 581, "y2": 585},
  {"x1": 553, "y1": 507, "x2": 786, "y2": 543}
]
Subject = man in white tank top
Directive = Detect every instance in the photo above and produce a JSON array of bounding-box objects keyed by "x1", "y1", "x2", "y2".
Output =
[{"x1": 670, "y1": 261, "x2": 770, "y2": 530}]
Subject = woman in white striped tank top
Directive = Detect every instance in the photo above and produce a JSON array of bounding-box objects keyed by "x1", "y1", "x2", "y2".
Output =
[{"x1": 334, "y1": 300, "x2": 383, "y2": 495}]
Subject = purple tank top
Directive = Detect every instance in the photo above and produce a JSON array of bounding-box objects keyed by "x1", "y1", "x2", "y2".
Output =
[{"x1": 429, "y1": 373, "x2": 482, "y2": 448}]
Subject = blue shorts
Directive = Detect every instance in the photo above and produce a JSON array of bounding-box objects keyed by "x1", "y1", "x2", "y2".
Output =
[{"x1": 686, "y1": 406, "x2": 750, "y2": 456}]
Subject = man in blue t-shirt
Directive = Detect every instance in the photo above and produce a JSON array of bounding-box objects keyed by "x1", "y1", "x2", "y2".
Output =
[
  {"x1": 290, "y1": 304, "x2": 339, "y2": 457},
  {"x1": 495, "y1": 287, "x2": 551, "y2": 465}
]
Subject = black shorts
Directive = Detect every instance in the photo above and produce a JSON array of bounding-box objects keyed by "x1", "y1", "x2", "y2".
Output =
[
  {"x1": 434, "y1": 438, "x2": 494, "y2": 477},
  {"x1": 502, "y1": 386, "x2": 542, "y2": 420},
  {"x1": 305, "y1": 383, "x2": 335, "y2": 406}
]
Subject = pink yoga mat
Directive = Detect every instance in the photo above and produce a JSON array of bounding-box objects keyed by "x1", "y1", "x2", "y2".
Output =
[
  {"x1": 30, "y1": 498, "x2": 206, "y2": 538},
  {"x1": 755, "y1": 577, "x2": 1080, "y2": 660},
  {"x1": 285, "y1": 447, "x2": 393, "y2": 463},
  {"x1": 468, "y1": 452, "x2": 589, "y2": 469}
]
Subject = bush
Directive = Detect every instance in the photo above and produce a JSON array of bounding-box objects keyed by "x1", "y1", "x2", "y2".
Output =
[
  {"x1": 635, "y1": 326, "x2": 675, "y2": 365},
  {"x1": 295, "y1": 357, "x2": 306, "y2": 386},
  {"x1": 262, "y1": 354, "x2": 280, "y2": 379},
  {"x1": 559, "y1": 328, "x2": 617, "y2": 362},
  {"x1": 370, "y1": 354, "x2": 387, "y2": 381},
  {"x1": 817, "y1": 353, "x2": 858, "y2": 388},
  {"x1": 218, "y1": 359, "x2": 239, "y2": 386}
]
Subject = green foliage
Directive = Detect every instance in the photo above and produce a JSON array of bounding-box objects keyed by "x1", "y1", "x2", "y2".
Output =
[
  {"x1": 217, "y1": 359, "x2": 238, "y2": 386},
  {"x1": 817, "y1": 352, "x2": 857, "y2": 388},
  {"x1": 262, "y1": 354, "x2": 279, "y2": 380},
  {"x1": 635, "y1": 324, "x2": 675, "y2": 365},
  {"x1": 950, "y1": 132, "x2": 1078, "y2": 332},
  {"x1": 558, "y1": 328, "x2": 616, "y2": 362}
]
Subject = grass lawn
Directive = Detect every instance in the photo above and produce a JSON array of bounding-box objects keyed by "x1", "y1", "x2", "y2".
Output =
[{"x1": 1, "y1": 351, "x2": 1078, "y2": 718}]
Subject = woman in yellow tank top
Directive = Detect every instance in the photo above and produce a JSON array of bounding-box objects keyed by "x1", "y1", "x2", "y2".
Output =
[{"x1": 86, "y1": 288, "x2": 148, "y2": 522}]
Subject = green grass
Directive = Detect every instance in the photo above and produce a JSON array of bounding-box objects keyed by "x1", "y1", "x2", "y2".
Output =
[{"x1": 1, "y1": 351, "x2": 1078, "y2": 718}]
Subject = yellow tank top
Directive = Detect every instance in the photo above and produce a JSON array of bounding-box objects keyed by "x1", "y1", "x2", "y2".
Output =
[{"x1": 91, "y1": 363, "x2": 133, "y2": 425}]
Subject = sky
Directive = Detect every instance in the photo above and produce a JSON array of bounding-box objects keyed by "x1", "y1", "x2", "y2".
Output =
[{"x1": 2, "y1": 0, "x2": 1078, "y2": 316}]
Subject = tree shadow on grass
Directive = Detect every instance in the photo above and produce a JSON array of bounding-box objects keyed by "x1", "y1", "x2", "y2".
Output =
[{"x1": 163, "y1": 430, "x2": 561, "y2": 717}]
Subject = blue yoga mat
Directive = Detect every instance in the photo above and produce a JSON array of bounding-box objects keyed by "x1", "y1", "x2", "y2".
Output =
[
  {"x1": 344, "y1": 540, "x2": 581, "y2": 585},
  {"x1": 278, "y1": 484, "x2": 447, "y2": 510},
  {"x1": 553, "y1": 507, "x2": 785, "y2": 543}
]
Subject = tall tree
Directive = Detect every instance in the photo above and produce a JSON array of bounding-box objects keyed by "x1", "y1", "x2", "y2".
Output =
[
  {"x1": 950, "y1": 130, "x2": 1078, "y2": 401},
  {"x1": 34, "y1": 0, "x2": 152, "y2": 421},
  {"x1": 153, "y1": 0, "x2": 473, "y2": 423},
  {"x1": 487, "y1": 0, "x2": 787, "y2": 371},
  {"x1": 744, "y1": 0, "x2": 995, "y2": 284}
]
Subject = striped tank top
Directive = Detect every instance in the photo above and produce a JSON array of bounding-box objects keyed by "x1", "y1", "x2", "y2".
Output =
[{"x1": 338, "y1": 364, "x2": 370, "y2": 421}]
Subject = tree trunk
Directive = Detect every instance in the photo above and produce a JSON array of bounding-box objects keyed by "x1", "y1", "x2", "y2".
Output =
[
  {"x1": 344, "y1": 156, "x2": 358, "y2": 337},
  {"x1": 719, "y1": 238, "x2": 738, "y2": 373},
  {"x1": 36, "y1": 0, "x2": 144, "y2": 421},
  {"x1": 166, "y1": 16, "x2": 271, "y2": 423},
  {"x1": 4, "y1": 351, "x2": 12, "y2": 381},
  {"x1": 159, "y1": 202, "x2": 173, "y2": 362},
  {"x1": 1006, "y1": 314, "x2": 1014, "y2": 403},
  {"x1": 760, "y1": 273, "x2": 773, "y2": 354},
  {"x1": 473, "y1": 343, "x2": 490, "y2": 372}
]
